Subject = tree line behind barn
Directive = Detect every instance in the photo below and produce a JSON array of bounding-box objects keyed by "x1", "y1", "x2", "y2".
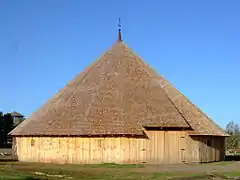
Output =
[{"x1": 225, "y1": 120, "x2": 240, "y2": 156}]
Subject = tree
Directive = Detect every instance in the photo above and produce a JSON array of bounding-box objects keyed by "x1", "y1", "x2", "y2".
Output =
[
  {"x1": 234, "y1": 123, "x2": 240, "y2": 135},
  {"x1": 226, "y1": 121, "x2": 235, "y2": 135},
  {"x1": 0, "y1": 112, "x2": 14, "y2": 147},
  {"x1": 225, "y1": 121, "x2": 240, "y2": 151},
  {"x1": 0, "y1": 112, "x2": 3, "y2": 147},
  {"x1": 3, "y1": 113, "x2": 13, "y2": 133}
]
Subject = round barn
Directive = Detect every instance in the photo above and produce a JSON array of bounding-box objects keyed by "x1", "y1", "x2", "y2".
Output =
[{"x1": 9, "y1": 29, "x2": 229, "y2": 164}]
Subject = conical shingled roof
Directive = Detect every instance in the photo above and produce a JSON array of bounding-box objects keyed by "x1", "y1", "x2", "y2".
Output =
[{"x1": 9, "y1": 34, "x2": 228, "y2": 137}]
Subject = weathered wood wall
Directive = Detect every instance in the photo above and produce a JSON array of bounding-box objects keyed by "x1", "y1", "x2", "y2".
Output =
[
  {"x1": 13, "y1": 131, "x2": 225, "y2": 164},
  {"x1": 198, "y1": 136, "x2": 225, "y2": 163}
]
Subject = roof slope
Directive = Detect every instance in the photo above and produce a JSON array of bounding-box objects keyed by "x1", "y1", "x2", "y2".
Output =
[
  {"x1": 9, "y1": 37, "x2": 228, "y2": 137},
  {"x1": 157, "y1": 75, "x2": 229, "y2": 136},
  {"x1": 9, "y1": 41, "x2": 190, "y2": 136}
]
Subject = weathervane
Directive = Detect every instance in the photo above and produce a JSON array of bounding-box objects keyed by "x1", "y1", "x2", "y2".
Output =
[
  {"x1": 118, "y1": 18, "x2": 121, "y2": 32},
  {"x1": 117, "y1": 18, "x2": 122, "y2": 41}
]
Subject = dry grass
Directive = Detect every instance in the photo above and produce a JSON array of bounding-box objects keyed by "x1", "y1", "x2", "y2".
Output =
[{"x1": 0, "y1": 161, "x2": 239, "y2": 180}]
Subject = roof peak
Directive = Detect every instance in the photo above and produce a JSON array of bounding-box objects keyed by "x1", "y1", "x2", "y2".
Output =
[{"x1": 118, "y1": 29, "x2": 122, "y2": 42}]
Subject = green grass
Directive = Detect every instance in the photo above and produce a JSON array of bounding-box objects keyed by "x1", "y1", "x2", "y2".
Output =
[
  {"x1": 0, "y1": 172, "x2": 207, "y2": 180},
  {"x1": 0, "y1": 162, "x2": 239, "y2": 180},
  {"x1": 0, "y1": 162, "x2": 146, "y2": 180},
  {"x1": 0, "y1": 175, "x2": 44, "y2": 180},
  {"x1": 218, "y1": 171, "x2": 240, "y2": 178},
  {"x1": 0, "y1": 163, "x2": 200, "y2": 180}
]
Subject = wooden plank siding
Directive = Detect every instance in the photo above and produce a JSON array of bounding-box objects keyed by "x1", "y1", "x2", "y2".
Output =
[{"x1": 14, "y1": 131, "x2": 225, "y2": 164}]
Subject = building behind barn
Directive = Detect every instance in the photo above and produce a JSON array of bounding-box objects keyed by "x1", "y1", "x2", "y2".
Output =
[
  {"x1": 11, "y1": 111, "x2": 25, "y2": 127},
  {"x1": 9, "y1": 28, "x2": 229, "y2": 164}
]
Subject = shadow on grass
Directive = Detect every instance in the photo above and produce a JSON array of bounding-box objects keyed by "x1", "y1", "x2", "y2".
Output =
[
  {"x1": 0, "y1": 175, "x2": 46, "y2": 180},
  {"x1": 22, "y1": 177, "x2": 45, "y2": 180},
  {"x1": 0, "y1": 159, "x2": 17, "y2": 162},
  {"x1": 225, "y1": 155, "x2": 240, "y2": 161},
  {"x1": 85, "y1": 163, "x2": 145, "y2": 168}
]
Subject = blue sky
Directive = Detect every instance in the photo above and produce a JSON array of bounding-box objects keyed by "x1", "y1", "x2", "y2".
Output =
[{"x1": 0, "y1": 0, "x2": 239, "y2": 128}]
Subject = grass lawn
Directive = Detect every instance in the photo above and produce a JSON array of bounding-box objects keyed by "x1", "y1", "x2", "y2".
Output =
[{"x1": 0, "y1": 162, "x2": 239, "y2": 180}]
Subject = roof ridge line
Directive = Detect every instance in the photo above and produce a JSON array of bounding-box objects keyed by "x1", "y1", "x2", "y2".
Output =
[
  {"x1": 159, "y1": 75, "x2": 229, "y2": 136},
  {"x1": 162, "y1": 89, "x2": 193, "y2": 129}
]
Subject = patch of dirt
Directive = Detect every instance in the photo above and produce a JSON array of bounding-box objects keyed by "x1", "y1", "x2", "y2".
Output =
[
  {"x1": 0, "y1": 148, "x2": 13, "y2": 161},
  {"x1": 143, "y1": 162, "x2": 240, "y2": 174},
  {"x1": 175, "y1": 176, "x2": 240, "y2": 180}
]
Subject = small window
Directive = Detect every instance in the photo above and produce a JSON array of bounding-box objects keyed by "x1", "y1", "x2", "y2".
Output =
[
  {"x1": 31, "y1": 139, "x2": 35, "y2": 147},
  {"x1": 207, "y1": 139, "x2": 212, "y2": 146}
]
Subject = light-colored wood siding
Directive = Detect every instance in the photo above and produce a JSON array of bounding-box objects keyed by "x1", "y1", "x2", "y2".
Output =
[
  {"x1": 13, "y1": 131, "x2": 225, "y2": 164},
  {"x1": 193, "y1": 136, "x2": 225, "y2": 163}
]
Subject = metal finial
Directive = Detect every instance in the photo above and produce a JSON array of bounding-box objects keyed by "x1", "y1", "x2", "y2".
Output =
[
  {"x1": 118, "y1": 18, "x2": 121, "y2": 31},
  {"x1": 117, "y1": 18, "x2": 122, "y2": 41}
]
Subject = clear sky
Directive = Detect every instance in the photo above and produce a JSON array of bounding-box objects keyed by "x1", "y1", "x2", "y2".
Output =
[{"x1": 0, "y1": 0, "x2": 239, "y2": 128}]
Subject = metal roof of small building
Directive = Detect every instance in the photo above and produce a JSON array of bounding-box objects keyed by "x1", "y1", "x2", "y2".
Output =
[{"x1": 10, "y1": 111, "x2": 24, "y2": 117}]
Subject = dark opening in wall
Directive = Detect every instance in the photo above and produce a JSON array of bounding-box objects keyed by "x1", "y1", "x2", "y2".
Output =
[
  {"x1": 31, "y1": 139, "x2": 35, "y2": 147},
  {"x1": 207, "y1": 139, "x2": 212, "y2": 146},
  {"x1": 144, "y1": 126, "x2": 192, "y2": 131}
]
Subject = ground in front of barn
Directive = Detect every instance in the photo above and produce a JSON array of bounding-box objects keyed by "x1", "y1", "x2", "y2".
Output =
[
  {"x1": 0, "y1": 161, "x2": 239, "y2": 180},
  {"x1": 0, "y1": 148, "x2": 239, "y2": 180}
]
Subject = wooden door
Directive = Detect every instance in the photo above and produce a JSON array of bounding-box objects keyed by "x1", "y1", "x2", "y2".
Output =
[
  {"x1": 180, "y1": 132, "x2": 187, "y2": 163},
  {"x1": 139, "y1": 139, "x2": 148, "y2": 164}
]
